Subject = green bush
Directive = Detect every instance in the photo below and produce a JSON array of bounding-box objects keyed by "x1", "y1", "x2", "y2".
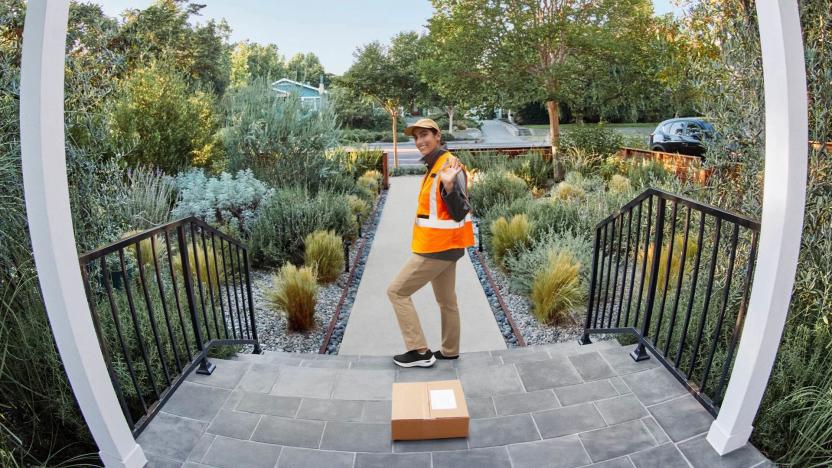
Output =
[
  {"x1": 507, "y1": 229, "x2": 592, "y2": 295},
  {"x1": 108, "y1": 61, "x2": 224, "y2": 173},
  {"x1": 626, "y1": 160, "x2": 672, "y2": 190},
  {"x1": 490, "y1": 214, "x2": 532, "y2": 271},
  {"x1": 469, "y1": 170, "x2": 530, "y2": 217},
  {"x1": 390, "y1": 166, "x2": 427, "y2": 177},
  {"x1": 266, "y1": 264, "x2": 318, "y2": 332},
  {"x1": 221, "y1": 79, "x2": 342, "y2": 192},
  {"x1": 172, "y1": 169, "x2": 273, "y2": 234},
  {"x1": 560, "y1": 123, "x2": 623, "y2": 156},
  {"x1": 347, "y1": 194, "x2": 371, "y2": 220},
  {"x1": 124, "y1": 166, "x2": 177, "y2": 230},
  {"x1": 304, "y1": 230, "x2": 344, "y2": 283},
  {"x1": 530, "y1": 251, "x2": 583, "y2": 324},
  {"x1": 249, "y1": 188, "x2": 356, "y2": 267},
  {"x1": 340, "y1": 128, "x2": 408, "y2": 143},
  {"x1": 608, "y1": 174, "x2": 633, "y2": 194},
  {"x1": 555, "y1": 182, "x2": 586, "y2": 201},
  {"x1": 509, "y1": 152, "x2": 553, "y2": 189}
]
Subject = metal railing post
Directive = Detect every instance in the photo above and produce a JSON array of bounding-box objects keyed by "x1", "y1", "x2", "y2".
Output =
[
  {"x1": 579, "y1": 227, "x2": 602, "y2": 345},
  {"x1": 177, "y1": 224, "x2": 215, "y2": 375},
  {"x1": 631, "y1": 195, "x2": 666, "y2": 362}
]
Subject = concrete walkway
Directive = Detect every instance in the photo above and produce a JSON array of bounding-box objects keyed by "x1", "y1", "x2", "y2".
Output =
[{"x1": 339, "y1": 176, "x2": 506, "y2": 356}]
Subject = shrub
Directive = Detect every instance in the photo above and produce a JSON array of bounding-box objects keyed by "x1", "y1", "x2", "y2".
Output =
[
  {"x1": 608, "y1": 174, "x2": 633, "y2": 194},
  {"x1": 221, "y1": 79, "x2": 341, "y2": 192},
  {"x1": 507, "y1": 230, "x2": 592, "y2": 295},
  {"x1": 304, "y1": 230, "x2": 344, "y2": 283},
  {"x1": 124, "y1": 166, "x2": 177, "y2": 230},
  {"x1": 108, "y1": 61, "x2": 224, "y2": 173},
  {"x1": 470, "y1": 170, "x2": 530, "y2": 217},
  {"x1": 506, "y1": 152, "x2": 553, "y2": 189},
  {"x1": 266, "y1": 264, "x2": 318, "y2": 332},
  {"x1": 389, "y1": 166, "x2": 426, "y2": 177},
  {"x1": 363, "y1": 169, "x2": 383, "y2": 184},
  {"x1": 555, "y1": 182, "x2": 586, "y2": 201},
  {"x1": 525, "y1": 198, "x2": 584, "y2": 238},
  {"x1": 249, "y1": 187, "x2": 355, "y2": 267},
  {"x1": 347, "y1": 194, "x2": 371, "y2": 220},
  {"x1": 122, "y1": 231, "x2": 162, "y2": 268},
  {"x1": 626, "y1": 160, "x2": 672, "y2": 190},
  {"x1": 560, "y1": 123, "x2": 623, "y2": 156},
  {"x1": 172, "y1": 169, "x2": 273, "y2": 234},
  {"x1": 639, "y1": 234, "x2": 700, "y2": 292},
  {"x1": 530, "y1": 251, "x2": 583, "y2": 324},
  {"x1": 561, "y1": 147, "x2": 605, "y2": 174},
  {"x1": 172, "y1": 240, "x2": 226, "y2": 291},
  {"x1": 490, "y1": 214, "x2": 532, "y2": 270},
  {"x1": 357, "y1": 173, "x2": 380, "y2": 197}
]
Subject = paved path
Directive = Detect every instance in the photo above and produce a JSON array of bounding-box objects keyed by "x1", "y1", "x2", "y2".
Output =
[
  {"x1": 139, "y1": 341, "x2": 770, "y2": 468},
  {"x1": 339, "y1": 176, "x2": 506, "y2": 356}
]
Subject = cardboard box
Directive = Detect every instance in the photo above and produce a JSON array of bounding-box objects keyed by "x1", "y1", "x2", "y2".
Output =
[{"x1": 391, "y1": 379, "x2": 469, "y2": 440}]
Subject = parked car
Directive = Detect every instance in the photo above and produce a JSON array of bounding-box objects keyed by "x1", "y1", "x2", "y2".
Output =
[{"x1": 648, "y1": 117, "x2": 716, "y2": 157}]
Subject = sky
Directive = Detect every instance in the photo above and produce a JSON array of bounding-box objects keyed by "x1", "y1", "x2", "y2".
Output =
[{"x1": 96, "y1": 0, "x2": 684, "y2": 76}]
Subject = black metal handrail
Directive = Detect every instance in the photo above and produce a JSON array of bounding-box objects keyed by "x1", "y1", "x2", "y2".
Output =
[
  {"x1": 580, "y1": 188, "x2": 760, "y2": 416},
  {"x1": 79, "y1": 217, "x2": 260, "y2": 436}
]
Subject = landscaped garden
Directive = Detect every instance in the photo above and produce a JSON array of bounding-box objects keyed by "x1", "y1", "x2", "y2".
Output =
[{"x1": 1, "y1": 0, "x2": 831, "y2": 466}]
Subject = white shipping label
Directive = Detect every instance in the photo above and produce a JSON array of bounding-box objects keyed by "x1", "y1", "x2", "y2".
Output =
[{"x1": 429, "y1": 389, "x2": 457, "y2": 410}]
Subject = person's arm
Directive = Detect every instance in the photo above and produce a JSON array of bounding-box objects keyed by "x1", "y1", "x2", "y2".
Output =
[{"x1": 441, "y1": 170, "x2": 470, "y2": 222}]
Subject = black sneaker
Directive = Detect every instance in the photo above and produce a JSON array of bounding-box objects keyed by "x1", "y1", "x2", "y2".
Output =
[
  {"x1": 434, "y1": 350, "x2": 459, "y2": 360},
  {"x1": 393, "y1": 349, "x2": 436, "y2": 368}
]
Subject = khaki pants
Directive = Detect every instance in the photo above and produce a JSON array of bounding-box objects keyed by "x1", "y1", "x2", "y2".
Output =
[{"x1": 386, "y1": 254, "x2": 460, "y2": 356}]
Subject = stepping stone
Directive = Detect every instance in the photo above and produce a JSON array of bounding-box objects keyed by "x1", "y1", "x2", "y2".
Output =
[
  {"x1": 320, "y1": 421, "x2": 392, "y2": 452},
  {"x1": 137, "y1": 412, "x2": 206, "y2": 461},
  {"x1": 507, "y1": 436, "x2": 591, "y2": 468},
  {"x1": 201, "y1": 436, "x2": 281, "y2": 468},
  {"x1": 276, "y1": 447, "x2": 354, "y2": 468},
  {"x1": 622, "y1": 367, "x2": 686, "y2": 406},
  {"x1": 468, "y1": 414, "x2": 541, "y2": 448},
  {"x1": 555, "y1": 380, "x2": 618, "y2": 406},
  {"x1": 355, "y1": 452, "x2": 431, "y2": 468},
  {"x1": 578, "y1": 419, "x2": 657, "y2": 462},
  {"x1": 432, "y1": 447, "x2": 512, "y2": 468},
  {"x1": 251, "y1": 416, "x2": 325, "y2": 448},
  {"x1": 648, "y1": 394, "x2": 713, "y2": 441},
  {"x1": 516, "y1": 359, "x2": 583, "y2": 391},
  {"x1": 595, "y1": 394, "x2": 649, "y2": 425},
  {"x1": 162, "y1": 382, "x2": 229, "y2": 421},
  {"x1": 532, "y1": 403, "x2": 606, "y2": 439},
  {"x1": 629, "y1": 443, "x2": 690, "y2": 468}
]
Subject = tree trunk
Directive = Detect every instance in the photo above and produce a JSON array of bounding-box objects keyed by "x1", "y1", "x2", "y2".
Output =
[
  {"x1": 446, "y1": 106, "x2": 455, "y2": 134},
  {"x1": 546, "y1": 100, "x2": 565, "y2": 181},
  {"x1": 391, "y1": 109, "x2": 399, "y2": 168}
]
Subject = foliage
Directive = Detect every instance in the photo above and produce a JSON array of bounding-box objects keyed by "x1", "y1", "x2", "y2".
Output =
[
  {"x1": 639, "y1": 234, "x2": 700, "y2": 293},
  {"x1": 559, "y1": 124, "x2": 624, "y2": 156},
  {"x1": 221, "y1": 79, "x2": 343, "y2": 191},
  {"x1": 555, "y1": 182, "x2": 586, "y2": 201},
  {"x1": 115, "y1": 0, "x2": 232, "y2": 94},
  {"x1": 172, "y1": 169, "x2": 272, "y2": 234},
  {"x1": 626, "y1": 160, "x2": 672, "y2": 190},
  {"x1": 530, "y1": 251, "x2": 583, "y2": 325},
  {"x1": 356, "y1": 174, "x2": 380, "y2": 201},
  {"x1": 303, "y1": 230, "x2": 344, "y2": 283},
  {"x1": 507, "y1": 229, "x2": 592, "y2": 296},
  {"x1": 341, "y1": 128, "x2": 408, "y2": 144},
  {"x1": 230, "y1": 41, "x2": 286, "y2": 88},
  {"x1": 108, "y1": 61, "x2": 224, "y2": 173},
  {"x1": 390, "y1": 166, "x2": 427, "y2": 177},
  {"x1": 249, "y1": 188, "x2": 356, "y2": 267},
  {"x1": 266, "y1": 264, "x2": 318, "y2": 332},
  {"x1": 347, "y1": 195, "x2": 371, "y2": 220},
  {"x1": 490, "y1": 214, "x2": 532, "y2": 271},
  {"x1": 608, "y1": 175, "x2": 633, "y2": 194},
  {"x1": 469, "y1": 170, "x2": 530, "y2": 217},
  {"x1": 124, "y1": 166, "x2": 178, "y2": 230}
]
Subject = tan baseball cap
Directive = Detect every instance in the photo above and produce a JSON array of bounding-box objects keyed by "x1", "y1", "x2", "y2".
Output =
[{"x1": 404, "y1": 118, "x2": 441, "y2": 136}]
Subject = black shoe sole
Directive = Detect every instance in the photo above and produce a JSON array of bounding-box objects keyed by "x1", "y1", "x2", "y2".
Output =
[{"x1": 393, "y1": 355, "x2": 436, "y2": 368}]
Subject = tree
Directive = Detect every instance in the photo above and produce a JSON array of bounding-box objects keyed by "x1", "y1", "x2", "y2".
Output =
[
  {"x1": 338, "y1": 32, "x2": 426, "y2": 167},
  {"x1": 430, "y1": 0, "x2": 655, "y2": 178},
  {"x1": 285, "y1": 52, "x2": 327, "y2": 86},
  {"x1": 114, "y1": 0, "x2": 232, "y2": 94},
  {"x1": 108, "y1": 61, "x2": 224, "y2": 173},
  {"x1": 230, "y1": 41, "x2": 286, "y2": 88}
]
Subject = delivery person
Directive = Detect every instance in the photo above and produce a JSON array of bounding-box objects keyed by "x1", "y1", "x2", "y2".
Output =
[{"x1": 387, "y1": 118, "x2": 475, "y2": 368}]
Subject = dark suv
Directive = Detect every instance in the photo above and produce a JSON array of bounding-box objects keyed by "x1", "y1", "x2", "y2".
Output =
[{"x1": 648, "y1": 117, "x2": 715, "y2": 157}]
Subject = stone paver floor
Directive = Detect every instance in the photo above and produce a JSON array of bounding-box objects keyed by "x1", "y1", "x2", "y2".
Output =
[{"x1": 138, "y1": 341, "x2": 772, "y2": 468}]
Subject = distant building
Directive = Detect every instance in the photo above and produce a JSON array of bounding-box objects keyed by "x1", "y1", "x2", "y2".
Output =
[{"x1": 271, "y1": 76, "x2": 327, "y2": 111}]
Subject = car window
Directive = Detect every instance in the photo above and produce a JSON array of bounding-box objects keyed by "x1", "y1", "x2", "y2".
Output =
[
  {"x1": 669, "y1": 122, "x2": 685, "y2": 135},
  {"x1": 686, "y1": 123, "x2": 703, "y2": 136}
]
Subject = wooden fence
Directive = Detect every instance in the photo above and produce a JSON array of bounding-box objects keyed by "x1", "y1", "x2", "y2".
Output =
[{"x1": 616, "y1": 147, "x2": 714, "y2": 184}]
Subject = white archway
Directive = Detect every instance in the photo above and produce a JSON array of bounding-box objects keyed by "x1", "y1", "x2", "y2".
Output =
[{"x1": 18, "y1": 0, "x2": 806, "y2": 465}]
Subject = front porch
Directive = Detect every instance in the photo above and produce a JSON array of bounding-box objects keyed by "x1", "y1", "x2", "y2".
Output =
[{"x1": 139, "y1": 342, "x2": 770, "y2": 468}]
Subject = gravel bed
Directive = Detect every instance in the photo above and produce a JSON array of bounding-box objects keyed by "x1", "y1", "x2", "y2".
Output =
[
  {"x1": 248, "y1": 192, "x2": 386, "y2": 354},
  {"x1": 469, "y1": 221, "x2": 587, "y2": 347}
]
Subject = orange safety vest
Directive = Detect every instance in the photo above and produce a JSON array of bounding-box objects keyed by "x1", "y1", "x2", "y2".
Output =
[{"x1": 411, "y1": 151, "x2": 476, "y2": 254}]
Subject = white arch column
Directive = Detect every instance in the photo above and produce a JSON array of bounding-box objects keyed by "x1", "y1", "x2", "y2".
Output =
[
  {"x1": 707, "y1": 0, "x2": 808, "y2": 455},
  {"x1": 20, "y1": 1, "x2": 146, "y2": 467}
]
